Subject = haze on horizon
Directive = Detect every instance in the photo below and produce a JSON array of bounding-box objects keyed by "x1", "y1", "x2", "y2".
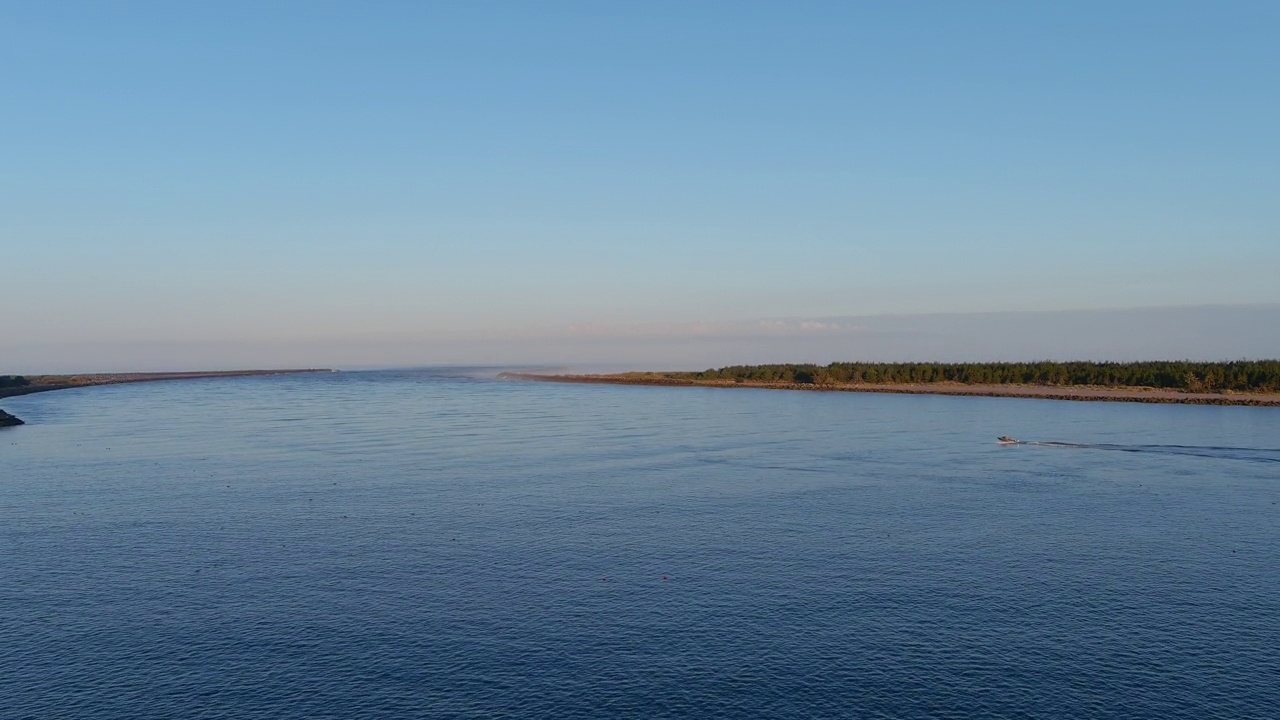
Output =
[{"x1": 3, "y1": 2, "x2": 1278, "y2": 373}]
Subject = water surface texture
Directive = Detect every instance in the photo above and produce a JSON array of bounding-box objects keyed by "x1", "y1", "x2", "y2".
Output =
[{"x1": 3, "y1": 369, "x2": 1278, "y2": 718}]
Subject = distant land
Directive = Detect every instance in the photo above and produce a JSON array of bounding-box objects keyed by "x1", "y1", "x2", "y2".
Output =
[
  {"x1": 0, "y1": 369, "x2": 330, "y2": 425},
  {"x1": 504, "y1": 360, "x2": 1280, "y2": 407}
]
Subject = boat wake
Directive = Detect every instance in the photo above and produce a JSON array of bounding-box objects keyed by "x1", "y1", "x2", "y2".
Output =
[{"x1": 1017, "y1": 440, "x2": 1280, "y2": 464}]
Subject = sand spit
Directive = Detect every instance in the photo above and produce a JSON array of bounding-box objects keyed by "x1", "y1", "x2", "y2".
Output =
[
  {"x1": 0, "y1": 369, "x2": 331, "y2": 424},
  {"x1": 500, "y1": 372, "x2": 1280, "y2": 407}
]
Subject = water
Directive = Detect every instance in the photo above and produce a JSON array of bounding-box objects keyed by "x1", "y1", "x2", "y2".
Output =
[{"x1": 2, "y1": 368, "x2": 1278, "y2": 719}]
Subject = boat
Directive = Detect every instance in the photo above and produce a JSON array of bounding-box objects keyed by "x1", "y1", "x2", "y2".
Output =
[{"x1": 997, "y1": 436, "x2": 1018, "y2": 444}]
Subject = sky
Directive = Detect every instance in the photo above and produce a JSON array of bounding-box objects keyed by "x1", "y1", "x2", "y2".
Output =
[{"x1": 3, "y1": 2, "x2": 1278, "y2": 372}]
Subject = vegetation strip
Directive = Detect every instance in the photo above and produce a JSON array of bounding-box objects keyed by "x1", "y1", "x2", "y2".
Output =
[
  {"x1": 502, "y1": 360, "x2": 1280, "y2": 407},
  {"x1": 677, "y1": 360, "x2": 1280, "y2": 392}
]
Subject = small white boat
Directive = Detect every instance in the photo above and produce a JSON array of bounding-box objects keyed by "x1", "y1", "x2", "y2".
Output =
[{"x1": 997, "y1": 436, "x2": 1018, "y2": 444}]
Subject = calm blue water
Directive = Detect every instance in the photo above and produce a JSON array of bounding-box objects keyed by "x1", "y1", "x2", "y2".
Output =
[{"x1": 3, "y1": 369, "x2": 1278, "y2": 719}]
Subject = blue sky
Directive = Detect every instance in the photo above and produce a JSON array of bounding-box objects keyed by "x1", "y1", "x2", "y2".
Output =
[{"x1": 3, "y1": 2, "x2": 1278, "y2": 370}]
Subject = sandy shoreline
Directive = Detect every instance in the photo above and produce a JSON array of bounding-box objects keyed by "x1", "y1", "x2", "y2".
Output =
[
  {"x1": 0, "y1": 370, "x2": 331, "y2": 423},
  {"x1": 1, "y1": 369, "x2": 331, "y2": 399},
  {"x1": 501, "y1": 372, "x2": 1280, "y2": 407}
]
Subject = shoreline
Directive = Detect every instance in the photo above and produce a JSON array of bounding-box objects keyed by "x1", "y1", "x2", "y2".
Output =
[
  {"x1": 0, "y1": 369, "x2": 331, "y2": 424},
  {"x1": 500, "y1": 372, "x2": 1280, "y2": 407}
]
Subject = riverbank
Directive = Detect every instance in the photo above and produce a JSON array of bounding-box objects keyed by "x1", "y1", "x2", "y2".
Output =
[
  {"x1": 0, "y1": 369, "x2": 331, "y2": 424},
  {"x1": 500, "y1": 372, "x2": 1280, "y2": 407}
]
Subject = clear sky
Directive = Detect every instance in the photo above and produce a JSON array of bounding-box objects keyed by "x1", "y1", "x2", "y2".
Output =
[{"x1": 3, "y1": 2, "x2": 1278, "y2": 371}]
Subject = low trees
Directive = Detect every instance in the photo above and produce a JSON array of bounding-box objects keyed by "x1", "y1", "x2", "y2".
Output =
[{"x1": 687, "y1": 361, "x2": 1280, "y2": 392}]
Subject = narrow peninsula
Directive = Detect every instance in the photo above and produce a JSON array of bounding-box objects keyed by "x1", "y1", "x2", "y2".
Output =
[
  {"x1": 0, "y1": 369, "x2": 331, "y2": 425},
  {"x1": 503, "y1": 360, "x2": 1280, "y2": 407}
]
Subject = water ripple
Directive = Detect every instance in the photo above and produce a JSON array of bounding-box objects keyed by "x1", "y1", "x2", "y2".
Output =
[{"x1": 2, "y1": 369, "x2": 1278, "y2": 718}]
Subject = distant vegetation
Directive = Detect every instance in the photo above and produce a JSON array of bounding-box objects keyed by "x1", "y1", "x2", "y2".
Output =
[
  {"x1": 0, "y1": 375, "x2": 31, "y2": 388},
  {"x1": 673, "y1": 361, "x2": 1280, "y2": 392}
]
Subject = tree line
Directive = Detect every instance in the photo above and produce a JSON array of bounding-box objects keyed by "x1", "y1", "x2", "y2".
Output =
[
  {"x1": 0, "y1": 375, "x2": 31, "y2": 388},
  {"x1": 680, "y1": 361, "x2": 1280, "y2": 392}
]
